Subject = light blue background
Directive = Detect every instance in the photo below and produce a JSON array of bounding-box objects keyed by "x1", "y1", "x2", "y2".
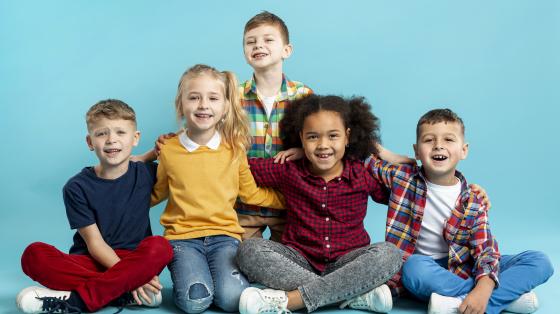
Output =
[{"x1": 1, "y1": 1, "x2": 558, "y2": 313}]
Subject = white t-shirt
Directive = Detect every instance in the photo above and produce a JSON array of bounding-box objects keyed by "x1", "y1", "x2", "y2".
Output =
[
  {"x1": 258, "y1": 91, "x2": 277, "y2": 119},
  {"x1": 415, "y1": 178, "x2": 461, "y2": 259}
]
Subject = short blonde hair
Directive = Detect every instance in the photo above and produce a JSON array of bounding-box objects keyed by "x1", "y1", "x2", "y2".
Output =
[
  {"x1": 86, "y1": 99, "x2": 136, "y2": 130},
  {"x1": 175, "y1": 64, "x2": 251, "y2": 160}
]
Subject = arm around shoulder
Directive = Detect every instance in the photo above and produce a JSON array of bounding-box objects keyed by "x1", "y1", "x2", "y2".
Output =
[{"x1": 238, "y1": 157, "x2": 285, "y2": 209}]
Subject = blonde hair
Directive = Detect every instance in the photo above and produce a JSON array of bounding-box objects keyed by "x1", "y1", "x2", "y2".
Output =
[
  {"x1": 86, "y1": 99, "x2": 136, "y2": 130},
  {"x1": 175, "y1": 64, "x2": 251, "y2": 160}
]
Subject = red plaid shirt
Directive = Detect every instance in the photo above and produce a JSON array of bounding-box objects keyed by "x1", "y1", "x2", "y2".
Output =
[
  {"x1": 365, "y1": 157, "x2": 500, "y2": 295},
  {"x1": 248, "y1": 158, "x2": 389, "y2": 272}
]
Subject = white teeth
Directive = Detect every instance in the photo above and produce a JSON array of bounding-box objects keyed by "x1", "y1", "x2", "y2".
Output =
[{"x1": 432, "y1": 155, "x2": 447, "y2": 161}]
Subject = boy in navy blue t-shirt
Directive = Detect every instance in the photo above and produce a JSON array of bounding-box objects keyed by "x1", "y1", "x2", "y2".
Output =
[{"x1": 16, "y1": 99, "x2": 173, "y2": 313}]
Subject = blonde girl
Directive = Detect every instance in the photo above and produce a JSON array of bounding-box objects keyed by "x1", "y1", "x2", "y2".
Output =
[{"x1": 151, "y1": 64, "x2": 284, "y2": 313}]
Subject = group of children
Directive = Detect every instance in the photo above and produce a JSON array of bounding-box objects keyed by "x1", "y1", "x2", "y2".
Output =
[{"x1": 16, "y1": 11, "x2": 553, "y2": 314}]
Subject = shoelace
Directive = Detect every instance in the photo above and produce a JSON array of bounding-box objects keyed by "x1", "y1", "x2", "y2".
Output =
[
  {"x1": 37, "y1": 296, "x2": 81, "y2": 314},
  {"x1": 339, "y1": 295, "x2": 367, "y2": 309},
  {"x1": 258, "y1": 297, "x2": 291, "y2": 314},
  {"x1": 111, "y1": 293, "x2": 136, "y2": 314}
]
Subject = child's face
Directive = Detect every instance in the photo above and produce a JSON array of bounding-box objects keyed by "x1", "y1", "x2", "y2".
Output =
[
  {"x1": 181, "y1": 74, "x2": 226, "y2": 141},
  {"x1": 86, "y1": 118, "x2": 139, "y2": 169},
  {"x1": 300, "y1": 110, "x2": 349, "y2": 181},
  {"x1": 414, "y1": 121, "x2": 468, "y2": 185},
  {"x1": 243, "y1": 24, "x2": 292, "y2": 72}
]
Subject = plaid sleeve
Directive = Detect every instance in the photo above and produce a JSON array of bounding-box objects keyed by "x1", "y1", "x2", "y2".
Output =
[
  {"x1": 248, "y1": 157, "x2": 286, "y2": 189},
  {"x1": 467, "y1": 193, "x2": 501, "y2": 286},
  {"x1": 365, "y1": 155, "x2": 408, "y2": 189}
]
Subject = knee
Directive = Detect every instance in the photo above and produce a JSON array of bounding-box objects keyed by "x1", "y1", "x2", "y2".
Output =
[
  {"x1": 522, "y1": 250, "x2": 554, "y2": 280},
  {"x1": 142, "y1": 236, "x2": 173, "y2": 266},
  {"x1": 21, "y1": 242, "x2": 52, "y2": 277},
  {"x1": 377, "y1": 242, "x2": 403, "y2": 269},
  {"x1": 174, "y1": 282, "x2": 213, "y2": 314},
  {"x1": 236, "y1": 238, "x2": 267, "y2": 272},
  {"x1": 402, "y1": 255, "x2": 431, "y2": 289}
]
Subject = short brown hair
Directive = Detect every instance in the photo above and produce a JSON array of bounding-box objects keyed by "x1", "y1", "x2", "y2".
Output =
[
  {"x1": 416, "y1": 108, "x2": 465, "y2": 139},
  {"x1": 244, "y1": 11, "x2": 289, "y2": 44},
  {"x1": 86, "y1": 99, "x2": 136, "y2": 129}
]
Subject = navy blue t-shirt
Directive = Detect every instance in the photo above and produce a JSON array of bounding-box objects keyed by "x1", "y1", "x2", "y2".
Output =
[{"x1": 63, "y1": 161, "x2": 158, "y2": 254}]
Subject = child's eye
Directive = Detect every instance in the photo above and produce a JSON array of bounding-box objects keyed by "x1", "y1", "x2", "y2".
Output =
[
  {"x1": 445, "y1": 138, "x2": 455, "y2": 142},
  {"x1": 117, "y1": 131, "x2": 126, "y2": 135},
  {"x1": 210, "y1": 97, "x2": 220, "y2": 101},
  {"x1": 329, "y1": 134, "x2": 339, "y2": 139},
  {"x1": 265, "y1": 39, "x2": 274, "y2": 42},
  {"x1": 246, "y1": 40, "x2": 255, "y2": 45},
  {"x1": 95, "y1": 132, "x2": 106, "y2": 137},
  {"x1": 424, "y1": 138, "x2": 433, "y2": 143},
  {"x1": 188, "y1": 96, "x2": 200, "y2": 101},
  {"x1": 307, "y1": 135, "x2": 318, "y2": 140}
]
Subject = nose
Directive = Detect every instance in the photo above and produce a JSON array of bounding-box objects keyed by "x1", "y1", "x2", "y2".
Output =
[
  {"x1": 317, "y1": 136, "x2": 328, "y2": 148},
  {"x1": 197, "y1": 97, "x2": 208, "y2": 109},
  {"x1": 105, "y1": 131, "x2": 116, "y2": 144},
  {"x1": 433, "y1": 139, "x2": 444, "y2": 150}
]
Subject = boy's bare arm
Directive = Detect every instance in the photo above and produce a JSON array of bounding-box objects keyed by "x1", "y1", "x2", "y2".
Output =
[
  {"x1": 459, "y1": 275, "x2": 495, "y2": 314},
  {"x1": 78, "y1": 224, "x2": 121, "y2": 268}
]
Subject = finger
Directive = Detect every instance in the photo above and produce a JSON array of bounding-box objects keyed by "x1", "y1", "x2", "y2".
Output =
[
  {"x1": 273, "y1": 153, "x2": 282, "y2": 164},
  {"x1": 132, "y1": 290, "x2": 142, "y2": 305},
  {"x1": 150, "y1": 278, "x2": 162, "y2": 290},
  {"x1": 138, "y1": 287, "x2": 152, "y2": 305}
]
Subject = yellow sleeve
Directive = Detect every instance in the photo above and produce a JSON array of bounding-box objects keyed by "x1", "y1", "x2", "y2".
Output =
[
  {"x1": 237, "y1": 156, "x2": 285, "y2": 209},
  {"x1": 150, "y1": 151, "x2": 169, "y2": 206}
]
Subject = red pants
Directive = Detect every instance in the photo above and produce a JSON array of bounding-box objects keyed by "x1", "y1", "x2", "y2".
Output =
[{"x1": 21, "y1": 236, "x2": 173, "y2": 312}]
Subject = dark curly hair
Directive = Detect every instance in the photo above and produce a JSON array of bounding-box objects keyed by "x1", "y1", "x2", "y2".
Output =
[{"x1": 280, "y1": 94, "x2": 381, "y2": 160}]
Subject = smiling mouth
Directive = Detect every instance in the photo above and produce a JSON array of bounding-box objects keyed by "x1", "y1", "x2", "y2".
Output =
[
  {"x1": 194, "y1": 113, "x2": 214, "y2": 119},
  {"x1": 252, "y1": 52, "x2": 268, "y2": 59},
  {"x1": 432, "y1": 155, "x2": 448, "y2": 161},
  {"x1": 104, "y1": 148, "x2": 121, "y2": 156},
  {"x1": 315, "y1": 153, "x2": 333, "y2": 159}
]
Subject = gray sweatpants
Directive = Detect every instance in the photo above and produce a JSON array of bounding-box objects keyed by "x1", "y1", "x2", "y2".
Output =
[{"x1": 236, "y1": 238, "x2": 402, "y2": 312}]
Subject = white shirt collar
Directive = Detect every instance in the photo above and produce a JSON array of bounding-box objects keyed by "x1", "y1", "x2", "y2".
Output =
[{"x1": 179, "y1": 129, "x2": 221, "y2": 152}]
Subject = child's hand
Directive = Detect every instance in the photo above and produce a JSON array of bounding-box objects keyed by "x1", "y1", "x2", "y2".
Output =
[
  {"x1": 132, "y1": 275, "x2": 162, "y2": 305},
  {"x1": 155, "y1": 132, "x2": 177, "y2": 156},
  {"x1": 458, "y1": 276, "x2": 494, "y2": 314},
  {"x1": 469, "y1": 184, "x2": 492, "y2": 210},
  {"x1": 274, "y1": 148, "x2": 304, "y2": 164}
]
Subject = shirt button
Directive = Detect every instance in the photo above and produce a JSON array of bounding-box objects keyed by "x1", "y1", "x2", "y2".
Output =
[
  {"x1": 323, "y1": 186, "x2": 327, "y2": 190},
  {"x1": 337, "y1": 177, "x2": 341, "y2": 181},
  {"x1": 325, "y1": 236, "x2": 329, "y2": 241},
  {"x1": 326, "y1": 244, "x2": 331, "y2": 248},
  {"x1": 324, "y1": 258, "x2": 328, "y2": 262},
  {"x1": 325, "y1": 217, "x2": 330, "y2": 222},
  {"x1": 321, "y1": 203, "x2": 326, "y2": 208}
]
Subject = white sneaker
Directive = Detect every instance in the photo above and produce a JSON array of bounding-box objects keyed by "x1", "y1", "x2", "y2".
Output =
[
  {"x1": 239, "y1": 287, "x2": 290, "y2": 314},
  {"x1": 428, "y1": 293, "x2": 463, "y2": 314},
  {"x1": 339, "y1": 284, "x2": 392, "y2": 313},
  {"x1": 505, "y1": 291, "x2": 539, "y2": 313},
  {"x1": 16, "y1": 286, "x2": 79, "y2": 313}
]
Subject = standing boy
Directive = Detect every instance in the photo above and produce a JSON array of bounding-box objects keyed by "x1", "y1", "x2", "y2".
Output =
[
  {"x1": 366, "y1": 109, "x2": 553, "y2": 314},
  {"x1": 236, "y1": 11, "x2": 313, "y2": 242},
  {"x1": 17, "y1": 99, "x2": 173, "y2": 313}
]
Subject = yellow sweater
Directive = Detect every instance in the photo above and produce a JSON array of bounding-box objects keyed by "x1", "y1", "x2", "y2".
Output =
[{"x1": 151, "y1": 137, "x2": 284, "y2": 241}]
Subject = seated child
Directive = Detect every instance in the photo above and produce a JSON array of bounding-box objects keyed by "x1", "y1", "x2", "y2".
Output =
[
  {"x1": 150, "y1": 64, "x2": 285, "y2": 313},
  {"x1": 366, "y1": 108, "x2": 554, "y2": 314},
  {"x1": 16, "y1": 99, "x2": 173, "y2": 313},
  {"x1": 236, "y1": 94, "x2": 402, "y2": 313}
]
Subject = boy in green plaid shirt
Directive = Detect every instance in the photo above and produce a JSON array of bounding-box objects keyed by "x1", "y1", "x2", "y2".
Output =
[{"x1": 235, "y1": 11, "x2": 313, "y2": 242}]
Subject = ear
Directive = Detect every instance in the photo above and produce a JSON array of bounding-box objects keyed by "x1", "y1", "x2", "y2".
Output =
[
  {"x1": 86, "y1": 135, "x2": 94, "y2": 151},
  {"x1": 413, "y1": 143, "x2": 419, "y2": 160},
  {"x1": 282, "y1": 43, "x2": 293, "y2": 59},
  {"x1": 345, "y1": 128, "x2": 351, "y2": 146},
  {"x1": 461, "y1": 142, "x2": 469, "y2": 160},
  {"x1": 133, "y1": 131, "x2": 141, "y2": 147}
]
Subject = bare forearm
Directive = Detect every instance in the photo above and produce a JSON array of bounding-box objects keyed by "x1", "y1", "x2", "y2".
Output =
[{"x1": 88, "y1": 241, "x2": 121, "y2": 269}]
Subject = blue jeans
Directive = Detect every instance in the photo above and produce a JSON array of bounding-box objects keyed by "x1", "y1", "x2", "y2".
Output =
[
  {"x1": 402, "y1": 251, "x2": 554, "y2": 314},
  {"x1": 168, "y1": 236, "x2": 250, "y2": 313}
]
